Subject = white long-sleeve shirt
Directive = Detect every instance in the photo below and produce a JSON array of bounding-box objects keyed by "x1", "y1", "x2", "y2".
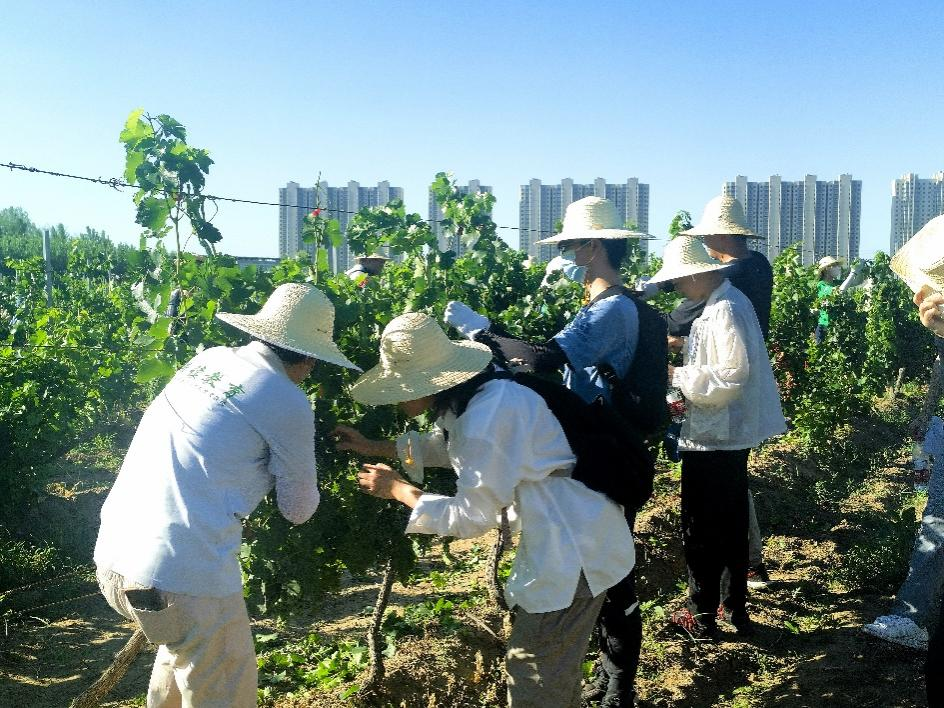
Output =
[
  {"x1": 401, "y1": 378, "x2": 635, "y2": 613},
  {"x1": 94, "y1": 341, "x2": 319, "y2": 596},
  {"x1": 672, "y1": 279, "x2": 786, "y2": 451}
]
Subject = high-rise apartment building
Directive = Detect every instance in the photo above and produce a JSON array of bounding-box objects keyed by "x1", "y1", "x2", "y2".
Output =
[
  {"x1": 428, "y1": 180, "x2": 493, "y2": 255},
  {"x1": 518, "y1": 178, "x2": 649, "y2": 262},
  {"x1": 278, "y1": 180, "x2": 404, "y2": 272},
  {"x1": 722, "y1": 174, "x2": 861, "y2": 265},
  {"x1": 890, "y1": 172, "x2": 944, "y2": 253}
]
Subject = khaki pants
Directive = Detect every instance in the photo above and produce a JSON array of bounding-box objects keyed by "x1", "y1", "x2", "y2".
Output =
[
  {"x1": 506, "y1": 575, "x2": 605, "y2": 708},
  {"x1": 97, "y1": 569, "x2": 257, "y2": 708}
]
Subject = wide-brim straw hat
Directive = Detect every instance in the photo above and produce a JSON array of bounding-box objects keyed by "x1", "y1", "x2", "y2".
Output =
[
  {"x1": 350, "y1": 312, "x2": 493, "y2": 405},
  {"x1": 534, "y1": 196, "x2": 654, "y2": 245},
  {"x1": 647, "y1": 235, "x2": 730, "y2": 285},
  {"x1": 816, "y1": 255, "x2": 843, "y2": 275},
  {"x1": 216, "y1": 283, "x2": 360, "y2": 370},
  {"x1": 681, "y1": 195, "x2": 760, "y2": 239},
  {"x1": 891, "y1": 214, "x2": 944, "y2": 294}
]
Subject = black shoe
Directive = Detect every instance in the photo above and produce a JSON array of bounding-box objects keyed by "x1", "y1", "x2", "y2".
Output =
[
  {"x1": 717, "y1": 605, "x2": 755, "y2": 636},
  {"x1": 600, "y1": 681, "x2": 637, "y2": 708},
  {"x1": 669, "y1": 608, "x2": 719, "y2": 641},
  {"x1": 582, "y1": 666, "x2": 609, "y2": 703},
  {"x1": 600, "y1": 693, "x2": 637, "y2": 708}
]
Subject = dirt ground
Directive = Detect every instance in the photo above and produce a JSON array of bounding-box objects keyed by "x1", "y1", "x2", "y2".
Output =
[{"x1": 0, "y1": 397, "x2": 932, "y2": 707}]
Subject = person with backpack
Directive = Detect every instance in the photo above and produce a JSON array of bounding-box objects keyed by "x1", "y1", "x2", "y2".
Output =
[
  {"x1": 443, "y1": 195, "x2": 664, "y2": 708},
  {"x1": 341, "y1": 312, "x2": 635, "y2": 708},
  {"x1": 665, "y1": 195, "x2": 775, "y2": 590},
  {"x1": 647, "y1": 235, "x2": 786, "y2": 639}
]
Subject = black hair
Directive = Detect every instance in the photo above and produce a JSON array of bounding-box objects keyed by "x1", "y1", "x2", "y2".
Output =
[
  {"x1": 252, "y1": 337, "x2": 313, "y2": 366},
  {"x1": 431, "y1": 364, "x2": 502, "y2": 419},
  {"x1": 601, "y1": 239, "x2": 629, "y2": 270}
]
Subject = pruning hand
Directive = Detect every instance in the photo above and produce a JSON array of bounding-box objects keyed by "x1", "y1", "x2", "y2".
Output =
[
  {"x1": 358, "y1": 463, "x2": 421, "y2": 508},
  {"x1": 444, "y1": 301, "x2": 490, "y2": 340},
  {"x1": 915, "y1": 289, "x2": 944, "y2": 337},
  {"x1": 333, "y1": 425, "x2": 399, "y2": 459}
]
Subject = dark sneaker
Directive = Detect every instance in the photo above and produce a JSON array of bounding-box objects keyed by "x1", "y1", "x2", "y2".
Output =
[
  {"x1": 600, "y1": 691, "x2": 637, "y2": 708},
  {"x1": 717, "y1": 604, "x2": 755, "y2": 636},
  {"x1": 582, "y1": 665, "x2": 608, "y2": 703},
  {"x1": 669, "y1": 608, "x2": 718, "y2": 641},
  {"x1": 747, "y1": 563, "x2": 771, "y2": 590}
]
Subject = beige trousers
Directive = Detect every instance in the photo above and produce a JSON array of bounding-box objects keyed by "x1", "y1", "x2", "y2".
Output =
[
  {"x1": 505, "y1": 575, "x2": 605, "y2": 708},
  {"x1": 97, "y1": 569, "x2": 257, "y2": 708}
]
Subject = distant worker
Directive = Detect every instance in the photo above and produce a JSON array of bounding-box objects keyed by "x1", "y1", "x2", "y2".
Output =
[{"x1": 813, "y1": 255, "x2": 860, "y2": 344}]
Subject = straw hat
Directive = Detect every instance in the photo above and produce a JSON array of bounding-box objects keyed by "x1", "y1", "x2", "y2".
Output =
[
  {"x1": 216, "y1": 283, "x2": 359, "y2": 370},
  {"x1": 816, "y1": 256, "x2": 843, "y2": 276},
  {"x1": 681, "y1": 195, "x2": 760, "y2": 238},
  {"x1": 891, "y1": 214, "x2": 944, "y2": 294},
  {"x1": 646, "y1": 235, "x2": 730, "y2": 285},
  {"x1": 534, "y1": 196, "x2": 653, "y2": 245},
  {"x1": 350, "y1": 313, "x2": 493, "y2": 405}
]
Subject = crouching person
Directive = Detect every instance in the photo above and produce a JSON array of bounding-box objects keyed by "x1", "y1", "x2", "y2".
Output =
[
  {"x1": 347, "y1": 312, "x2": 635, "y2": 707},
  {"x1": 647, "y1": 237, "x2": 786, "y2": 639},
  {"x1": 93, "y1": 284, "x2": 360, "y2": 707}
]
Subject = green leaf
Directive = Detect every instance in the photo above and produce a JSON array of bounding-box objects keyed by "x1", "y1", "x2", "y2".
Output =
[
  {"x1": 124, "y1": 151, "x2": 146, "y2": 185},
  {"x1": 135, "y1": 356, "x2": 175, "y2": 383}
]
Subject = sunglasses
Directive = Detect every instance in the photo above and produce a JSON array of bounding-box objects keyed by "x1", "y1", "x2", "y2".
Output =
[{"x1": 557, "y1": 241, "x2": 590, "y2": 254}]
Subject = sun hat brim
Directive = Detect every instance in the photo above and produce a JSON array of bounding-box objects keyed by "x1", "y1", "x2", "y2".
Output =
[
  {"x1": 350, "y1": 340, "x2": 493, "y2": 406},
  {"x1": 680, "y1": 224, "x2": 762, "y2": 239},
  {"x1": 891, "y1": 215, "x2": 944, "y2": 294},
  {"x1": 646, "y1": 260, "x2": 730, "y2": 286},
  {"x1": 534, "y1": 228, "x2": 655, "y2": 245},
  {"x1": 216, "y1": 312, "x2": 361, "y2": 371}
]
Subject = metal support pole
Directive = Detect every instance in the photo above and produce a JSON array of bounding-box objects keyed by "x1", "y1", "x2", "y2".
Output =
[{"x1": 42, "y1": 229, "x2": 53, "y2": 307}]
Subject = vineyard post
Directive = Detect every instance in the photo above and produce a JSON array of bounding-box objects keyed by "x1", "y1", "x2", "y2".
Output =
[{"x1": 42, "y1": 228, "x2": 53, "y2": 306}]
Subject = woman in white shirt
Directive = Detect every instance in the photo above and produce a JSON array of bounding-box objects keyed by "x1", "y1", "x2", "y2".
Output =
[
  {"x1": 646, "y1": 236, "x2": 785, "y2": 640},
  {"x1": 340, "y1": 312, "x2": 635, "y2": 708}
]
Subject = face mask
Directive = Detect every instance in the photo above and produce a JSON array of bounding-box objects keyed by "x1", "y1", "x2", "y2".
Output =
[{"x1": 558, "y1": 251, "x2": 587, "y2": 283}]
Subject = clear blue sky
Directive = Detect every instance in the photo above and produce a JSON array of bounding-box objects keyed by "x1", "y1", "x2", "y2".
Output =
[{"x1": 2, "y1": 1, "x2": 942, "y2": 259}]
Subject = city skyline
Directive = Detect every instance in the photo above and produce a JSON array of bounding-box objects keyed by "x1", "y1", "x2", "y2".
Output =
[
  {"x1": 890, "y1": 172, "x2": 944, "y2": 254},
  {"x1": 519, "y1": 178, "x2": 649, "y2": 262},
  {"x1": 278, "y1": 180, "x2": 403, "y2": 272},
  {"x1": 2, "y1": 3, "x2": 942, "y2": 263},
  {"x1": 723, "y1": 175, "x2": 861, "y2": 265}
]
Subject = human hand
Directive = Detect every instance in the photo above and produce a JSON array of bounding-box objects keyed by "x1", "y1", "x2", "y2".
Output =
[
  {"x1": 667, "y1": 335, "x2": 684, "y2": 352},
  {"x1": 357, "y1": 463, "x2": 408, "y2": 499},
  {"x1": 444, "y1": 301, "x2": 490, "y2": 340},
  {"x1": 915, "y1": 289, "x2": 944, "y2": 337},
  {"x1": 667, "y1": 364, "x2": 675, "y2": 380},
  {"x1": 333, "y1": 425, "x2": 375, "y2": 455}
]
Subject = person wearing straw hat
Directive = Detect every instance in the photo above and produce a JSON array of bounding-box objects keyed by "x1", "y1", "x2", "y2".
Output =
[
  {"x1": 346, "y1": 312, "x2": 635, "y2": 708},
  {"x1": 667, "y1": 195, "x2": 773, "y2": 342},
  {"x1": 914, "y1": 284, "x2": 944, "y2": 706},
  {"x1": 813, "y1": 255, "x2": 860, "y2": 343},
  {"x1": 667, "y1": 194, "x2": 775, "y2": 591},
  {"x1": 441, "y1": 195, "x2": 657, "y2": 707},
  {"x1": 866, "y1": 216, "x2": 944, "y2": 693},
  {"x1": 93, "y1": 283, "x2": 358, "y2": 708},
  {"x1": 648, "y1": 236, "x2": 785, "y2": 639}
]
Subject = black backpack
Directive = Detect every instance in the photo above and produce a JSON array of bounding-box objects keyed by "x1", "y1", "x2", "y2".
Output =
[
  {"x1": 493, "y1": 371, "x2": 655, "y2": 512},
  {"x1": 593, "y1": 286, "x2": 669, "y2": 438}
]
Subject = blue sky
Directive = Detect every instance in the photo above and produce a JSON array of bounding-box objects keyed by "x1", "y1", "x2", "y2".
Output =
[{"x1": 1, "y1": 1, "x2": 942, "y2": 258}]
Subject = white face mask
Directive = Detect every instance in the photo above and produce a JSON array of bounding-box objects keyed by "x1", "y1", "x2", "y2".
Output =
[{"x1": 558, "y1": 251, "x2": 587, "y2": 283}]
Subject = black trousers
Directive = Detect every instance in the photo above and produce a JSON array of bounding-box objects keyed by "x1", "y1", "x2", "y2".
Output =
[
  {"x1": 680, "y1": 449, "x2": 750, "y2": 621},
  {"x1": 596, "y1": 567, "x2": 642, "y2": 699}
]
